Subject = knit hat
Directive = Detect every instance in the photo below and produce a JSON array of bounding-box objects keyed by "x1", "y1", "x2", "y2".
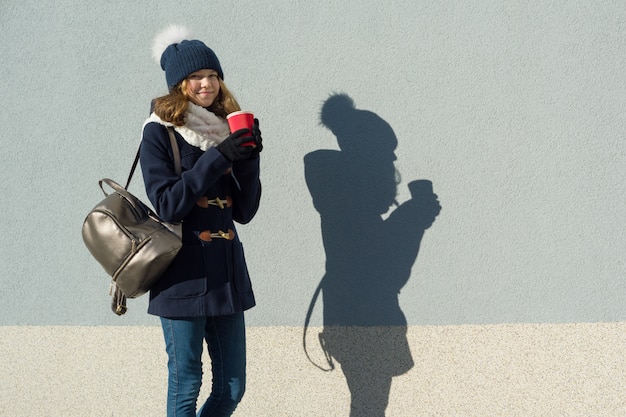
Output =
[{"x1": 152, "y1": 25, "x2": 224, "y2": 89}]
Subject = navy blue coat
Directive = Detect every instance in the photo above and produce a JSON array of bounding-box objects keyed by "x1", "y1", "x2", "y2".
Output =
[{"x1": 140, "y1": 121, "x2": 261, "y2": 318}]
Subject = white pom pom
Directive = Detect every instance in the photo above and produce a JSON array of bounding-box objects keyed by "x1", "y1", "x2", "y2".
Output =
[{"x1": 152, "y1": 25, "x2": 192, "y2": 64}]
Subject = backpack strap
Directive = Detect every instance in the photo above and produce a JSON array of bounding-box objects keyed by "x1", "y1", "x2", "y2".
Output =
[
  {"x1": 167, "y1": 127, "x2": 181, "y2": 176},
  {"x1": 125, "y1": 127, "x2": 181, "y2": 189}
]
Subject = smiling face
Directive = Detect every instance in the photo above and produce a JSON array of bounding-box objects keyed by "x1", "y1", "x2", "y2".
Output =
[{"x1": 186, "y1": 69, "x2": 221, "y2": 107}]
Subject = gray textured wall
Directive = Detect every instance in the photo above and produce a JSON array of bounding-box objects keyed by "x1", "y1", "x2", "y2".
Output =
[{"x1": 3, "y1": 0, "x2": 624, "y2": 327}]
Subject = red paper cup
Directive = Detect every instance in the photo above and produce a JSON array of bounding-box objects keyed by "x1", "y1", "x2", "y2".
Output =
[{"x1": 227, "y1": 111, "x2": 256, "y2": 146}]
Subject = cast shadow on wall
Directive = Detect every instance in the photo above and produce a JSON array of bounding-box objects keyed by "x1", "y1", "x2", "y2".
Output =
[{"x1": 303, "y1": 93, "x2": 441, "y2": 416}]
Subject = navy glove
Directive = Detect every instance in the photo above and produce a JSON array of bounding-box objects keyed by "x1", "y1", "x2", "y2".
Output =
[
  {"x1": 216, "y1": 128, "x2": 255, "y2": 162},
  {"x1": 252, "y1": 118, "x2": 263, "y2": 153},
  {"x1": 247, "y1": 118, "x2": 263, "y2": 159}
]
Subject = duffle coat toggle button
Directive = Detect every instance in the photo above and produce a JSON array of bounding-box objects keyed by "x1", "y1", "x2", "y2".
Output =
[
  {"x1": 196, "y1": 196, "x2": 233, "y2": 209},
  {"x1": 198, "y1": 229, "x2": 235, "y2": 242}
]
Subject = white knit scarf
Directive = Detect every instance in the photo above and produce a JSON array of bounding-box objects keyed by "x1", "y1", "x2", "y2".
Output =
[{"x1": 143, "y1": 102, "x2": 230, "y2": 151}]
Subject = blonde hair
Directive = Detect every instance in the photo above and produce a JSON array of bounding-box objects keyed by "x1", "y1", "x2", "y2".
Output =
[{"x1": 153, "y1": 78, "x2": 241, "y2": 126}]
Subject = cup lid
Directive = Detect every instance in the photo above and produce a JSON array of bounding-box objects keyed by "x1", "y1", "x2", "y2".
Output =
[{"x1": 227, "y1": 110, "x2": 253, "y2": 119}]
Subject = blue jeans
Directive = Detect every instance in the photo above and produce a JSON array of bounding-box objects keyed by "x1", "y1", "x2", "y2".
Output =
[{"x1": 160, "y1": 313, "x2": 246, "y2": 417}]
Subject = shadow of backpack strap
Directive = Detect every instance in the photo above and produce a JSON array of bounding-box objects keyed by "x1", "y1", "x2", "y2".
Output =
[{"x1": 303, "y1": 277, "x2": 335, "y2": 371}]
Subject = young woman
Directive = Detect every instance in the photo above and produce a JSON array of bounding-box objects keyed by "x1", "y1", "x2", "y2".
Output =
[{"x1": 140, "y1": 26, "x2": 263, "y2": 417}]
